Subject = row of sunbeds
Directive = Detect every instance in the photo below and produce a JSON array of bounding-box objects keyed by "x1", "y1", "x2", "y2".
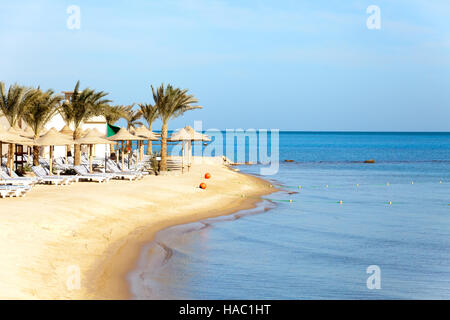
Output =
[{"x1": 0, "y1": 157, "x2": 149, "y2": 198}]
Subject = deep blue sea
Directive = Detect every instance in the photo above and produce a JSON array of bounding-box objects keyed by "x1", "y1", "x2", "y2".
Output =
[{"x1": 130, "y1": 132, "x2": 450, "y2": 299}]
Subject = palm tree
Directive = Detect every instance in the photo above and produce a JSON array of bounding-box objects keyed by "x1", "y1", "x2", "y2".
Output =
[
  {"x1": 103, "y1": 104, "x2": 128, "y2": 125},
  {"x1": 22, "y1": 89, "x2": 63, "y2": 165},
  {"x1": 59, "y1": 81, "x2": 111, "y2": 166},
  {"x1": 103, "y1": 104, "x2": 128, "y2": 157},
  {"x1": 0, "y1": 82, "x2": 39, "y2": 171},
  {"x1": 138, "y1": 103, "x2": 159, "y2": 155},
  {"x1": 152, "y1": 84, "x2": 202, "y2": 171},
  {"x1": 0, "y1": 82, "x2": 38, "y2": 127},
  {"x1": 124, "y1": 104, "x2": 143, "y2": 130}
]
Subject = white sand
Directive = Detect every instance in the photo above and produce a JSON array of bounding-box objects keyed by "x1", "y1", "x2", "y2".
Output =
[{"x1": 0, "y1": 157, "x2": 273, "y2": 299}]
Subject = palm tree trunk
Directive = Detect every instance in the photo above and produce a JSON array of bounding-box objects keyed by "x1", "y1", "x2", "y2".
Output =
[
  {"x1": 33, "y1": 146, "x2": 40, "y2": 166},
  {"x1": 8, "y1": 143, "x2": 15, "y2": 176},
  {"x1": 146, "y1": 125, "x2": 153, "y2": 155},
  {"x1": 73, "y1": 128, "x2": 81, "y2": 166},
  {"x1": 160, "y1": 122, "x2": 168, "y2": 171}
]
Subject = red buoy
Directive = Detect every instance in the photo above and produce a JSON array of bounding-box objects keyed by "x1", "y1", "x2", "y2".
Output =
[
  {"x1": 199, "y1": 183, "x2": 207, "y2": 189},
  {"x1": 205, "y1": 173, "x2": 211, "y2": 179}
]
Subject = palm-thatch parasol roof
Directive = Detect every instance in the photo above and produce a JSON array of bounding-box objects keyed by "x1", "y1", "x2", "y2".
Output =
[
  {"x1": 108, "y1": 127, "x2": 146, "y2": 141},
  {"x1": 1, "y1": 127, "x2": 34, "y2": 145},
  {"x1": 20, "y1": 126, "x2": 35, "y2": 138},
  {"x1": 81, "y1": 128, "x2": 91, "y2": 137},
  {"x1": 169, "y1": 126, "x2": 211, "y2": 141},
  {"x1": 135, "y1": 125, "x2": 159, "y2": 140},
  {"x1": 75, "y1": 129, "x2": 114, "y2": 145},
  {"x1": 0, "y1": 127, "x2": 31, "y2": 144},
  {"x1": 34, "y1": 128, "x2": 74, "y2": 146},
  {"x1": 87, "y1": 128, "x2": 107, "y2": 139},
  {"x1": 59, "y1": 125, "x2": 74, "y2": 136}
]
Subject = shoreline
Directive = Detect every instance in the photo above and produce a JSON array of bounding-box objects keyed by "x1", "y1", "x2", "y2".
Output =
[
  {"x1": 128, "y1": 199, "x2": 276, "y2": 299},
  {"x1": 0, "y1": 157, "x2": 275, "y2": 299},
  {"x1": 96, "y1": 192, "x2": 270, "y2": 300}
]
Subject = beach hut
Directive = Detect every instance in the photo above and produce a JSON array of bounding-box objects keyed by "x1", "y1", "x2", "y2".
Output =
[
  {"x1": 169, "y1": 126, "x2": 211, "y2": 172},
  {"x1": 34, "y1": 128, "x2": 74, "y2": 175},
  {"x1": 75, "y1": 129, "x2": 115, "y2": 173},
  {"x1": 107, "y1": 128, "x2": 146, "y2": 170}
]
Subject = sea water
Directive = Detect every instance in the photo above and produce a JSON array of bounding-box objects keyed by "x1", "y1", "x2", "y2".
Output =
[{"x1": 129, "y1": 132, "x2": 450, "y2": 299}]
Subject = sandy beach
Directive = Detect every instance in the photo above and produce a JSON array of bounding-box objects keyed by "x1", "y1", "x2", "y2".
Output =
[{"x1": 0, "y1": 157, "x2": 274, "y2": 299}]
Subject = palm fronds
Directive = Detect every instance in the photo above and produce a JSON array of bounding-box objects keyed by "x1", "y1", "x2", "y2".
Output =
[
  {"x1": 138, "y1": 103, "x2": 159, "y2": 128},
  {"x1": 123, "y1": 104, "x2": 143, "y2": 129},
  {"x1": 103, "y1": 104, "x2": 128, "y2": 125},
  {"x1": 0, "y1": 82, "x2": 39, "y2": 127}
]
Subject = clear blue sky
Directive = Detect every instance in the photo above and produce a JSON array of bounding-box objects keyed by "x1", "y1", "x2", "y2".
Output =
[{"x1": 1, "y1": 0, "x2": 449, "y2": 131}]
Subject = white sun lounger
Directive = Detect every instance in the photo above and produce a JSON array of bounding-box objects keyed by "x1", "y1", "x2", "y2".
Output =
[
  {"x1": 80, "y1": 164, "x2": 137, "y2": 181},
  {"x1": 107, "y1": 161, "x2": 144, "y2": 179},
  {"x1": 32, "y1": 166, "x2": 73, "y2": 185},
  {"x1": 73, "y1": 166, "x2": 111, "y2": 183},
  {"x1": 0, "y1": 169, "x2": 37, "y2": 186},
  {"x1": 0, "y1": 185, "x2": 31, "y2": 198}
]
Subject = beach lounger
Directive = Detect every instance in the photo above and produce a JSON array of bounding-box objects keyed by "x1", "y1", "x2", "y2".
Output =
[
  {"x1": 72, "y1": 166, "x2": 111, "y2": 183},
  {"x1": 0, "y1": 168, "x2": 37, "y2": 186},
  {"x1": 32, "y1": 166, "x2": 73, "y2": 185},
  {"x1": 54, "y1": 157, "x2": 72, "y2": 171},
  {"x1": 5, "y1": 167, "x2": 42, "y2": 184},
  {"x1": 106, "y1": 160, "x2": 144, "y2": 179},
  {"x1": 0, "y1": 185, "x2": 31, "y2": 198},
  {"x1": 77, "y1": 164, "x2": 136, "y2": 181},
  {"x1": 115, "y1": 160, "x2": 147, "y2": 176}
]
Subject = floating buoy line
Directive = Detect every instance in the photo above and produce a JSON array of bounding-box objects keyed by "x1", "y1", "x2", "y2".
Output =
[
  {"x1": 219, "y1": 179, "x2": 449, "y2": 206},
  {"x1": 223, "y1": 178, "x2": 450, "y2": 206},
  {"x1": 274, "y1": 179, "x2": 448, "y2": 190}
]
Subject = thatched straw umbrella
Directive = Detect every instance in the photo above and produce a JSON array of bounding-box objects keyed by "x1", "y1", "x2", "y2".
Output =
[
  {"x1": 59, "y1": 125, "x2": 74, "y2": 162},
  {"x1": 107, "y1": 128, "x2": 146, "y2": 170},
  {"x1": 21, "y1": 127, "x2": 35, "y2": 138},
  {"x1": 59, "y1": 125, "x2": 74, "y2": 137},
  {"x1": 0, "y1": 127, "x2": 33, "y2": 176},
  {"x1": 34, "y1": 128, "x2": 74, "y2": 175},
  {"x1": 134, "y1": 125, "x2": 159, "y2": 161},
  {"x1": 18, "y1": 127, "x2": 36, "y2": 165},
  {"x1": 169, "y1": 126, "x2": 211, "y2": 171},
  {"x1": 75, "y1": 130, "x2": 115, "y2": 173}
]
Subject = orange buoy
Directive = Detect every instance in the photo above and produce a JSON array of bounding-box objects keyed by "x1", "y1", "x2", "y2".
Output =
[
  {"x1": 205, "y1": 173, "x2": 211, "y2": 179},
  {"x1": 199, "y1": 183, "x2": 207, "y2": 189}
]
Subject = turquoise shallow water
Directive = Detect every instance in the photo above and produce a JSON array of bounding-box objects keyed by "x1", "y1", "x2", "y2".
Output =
[{"x1": 130, "y1": 132, "x2": 450, "y2": 299}]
